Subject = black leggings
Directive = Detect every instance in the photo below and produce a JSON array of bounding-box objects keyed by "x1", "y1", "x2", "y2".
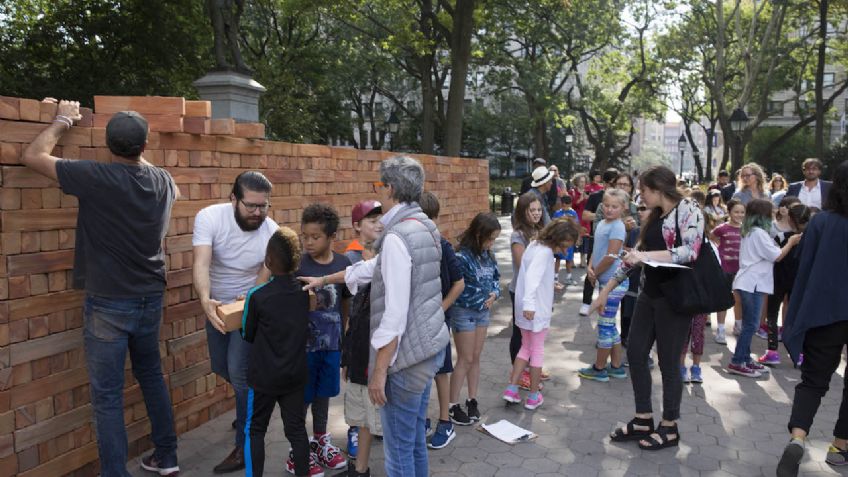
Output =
[
  {"x1": 766, "y1": 285, "x2": 790, "y2": 351},
  {"x1": 509, "y1": 291, "x2": 521, "y2": 363},
  {"x1": 304, "y1": 397, "x2": 329, "y2": 434},
  {"x1": 627, "y1": 293, "x2": 693, "y2": 421},
  {"x1": 247, "y1": 387, "x2": 310, "y2": 476}
]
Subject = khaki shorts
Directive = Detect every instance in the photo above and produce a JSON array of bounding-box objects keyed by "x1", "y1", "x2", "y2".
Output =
[{"x1": 344, "y1": 383, "x2": 382, "y2": 434}]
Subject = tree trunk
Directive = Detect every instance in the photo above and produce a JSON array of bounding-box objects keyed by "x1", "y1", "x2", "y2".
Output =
[
  {"x1": 814, "y1": 0, "x2": 828, "y2": 157},
  {"x1": 443, "y1": 0, "x2": 475, "y2": 157},
  {"x1": 417, "y1": 0, "x2": 436, "y2": 154}
]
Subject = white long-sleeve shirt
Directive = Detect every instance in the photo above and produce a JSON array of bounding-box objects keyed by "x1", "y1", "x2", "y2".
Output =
[
  {"x1": 344, "y1": 204, "x2": 412, "y2": 365},
  {"x1": 514, "y1": 241, "x2": 555, "y2": 332},
  {"x1": 733, "y1": 227, "x2": 781, "y2": 294}
]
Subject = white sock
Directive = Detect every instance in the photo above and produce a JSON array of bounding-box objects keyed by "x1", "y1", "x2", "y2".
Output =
[{"x1": 717, "y1": 324, "x2": 725, "y2": 332}]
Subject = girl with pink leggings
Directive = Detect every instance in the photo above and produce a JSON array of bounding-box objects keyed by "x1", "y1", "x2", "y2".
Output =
[{"x1": 503, "y1": 219, "x2": 579, "y2": 410}]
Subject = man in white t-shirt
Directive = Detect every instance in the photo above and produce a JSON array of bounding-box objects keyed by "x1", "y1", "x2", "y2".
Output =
[{"x1": 192, "y1": 171, "x2": 277, "y2": 473}]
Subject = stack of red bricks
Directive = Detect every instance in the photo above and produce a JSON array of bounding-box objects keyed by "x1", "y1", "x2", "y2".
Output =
[{"x1": 0, "y1": 95, "x2": 488, "y2": 476}]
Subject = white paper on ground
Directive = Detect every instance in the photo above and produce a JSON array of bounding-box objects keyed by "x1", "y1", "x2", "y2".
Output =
[
  {"x1": 642, "y1": 259, "x2": 690, "y2": 269},
  {"x1": 478, "y1": 419, "x2": 537, "y2": 444}
]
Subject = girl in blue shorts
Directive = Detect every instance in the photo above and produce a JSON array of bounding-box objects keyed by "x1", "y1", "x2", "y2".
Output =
[{"x1": 447, "y1": 213, "x2": 501, "y2": 426}]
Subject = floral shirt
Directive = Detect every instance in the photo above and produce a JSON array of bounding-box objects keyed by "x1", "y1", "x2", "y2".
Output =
[
  {"x1": 613, "y1": 198, "x2": 705, "y2": 283},
  {"x1": 454, "y1": 247, "x2": 501, "y2": 311}
]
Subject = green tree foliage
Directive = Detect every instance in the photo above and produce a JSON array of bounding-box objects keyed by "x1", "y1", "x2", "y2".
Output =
[
  {"x1": 0, "y1": 0, "x2": 213, "y2": 106},
  {"x1": 748, "y1": 126, "x2": 815, "y2": 181}
]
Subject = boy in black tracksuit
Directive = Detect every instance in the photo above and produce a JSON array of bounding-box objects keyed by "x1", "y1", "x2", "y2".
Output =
[{"x1": 242, "y1": 226, "x2": 316, "y2": 477}]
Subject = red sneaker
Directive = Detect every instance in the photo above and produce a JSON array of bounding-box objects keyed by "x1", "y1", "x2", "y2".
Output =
[
  {"x1": 286, "y1": 449, "x2": 324, "y2": 476},
  {"x1": 312, "y1": 434, "x2": 347, "y2": 470}
]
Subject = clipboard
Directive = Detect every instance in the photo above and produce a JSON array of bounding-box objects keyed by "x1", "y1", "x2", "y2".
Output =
[{"x1": 477, "y1": 419, "x2": 538, "y2": 444}]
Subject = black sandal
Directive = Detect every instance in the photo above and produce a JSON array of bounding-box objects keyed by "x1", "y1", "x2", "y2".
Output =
[
  {"x1": 638, "y1": 423, "x2": 680, "y2": 450},
  {"x1": 610, "y1": 416, "x2": 655, "y2": 442}
]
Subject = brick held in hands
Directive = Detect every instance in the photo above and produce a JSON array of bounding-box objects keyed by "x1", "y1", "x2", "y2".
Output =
[
  {"x1": 39, "y1": 101, "x2": 58, "y2": 123},
  {"x1": 217, "y1": 292, "x2": 316, "y2": 331},
  {"x1": 185, "y1": 100, "x2": 212, "y2": 118},
  {"x1": 234, "y1": 122, "x2": 265, "y2": 139},
  {"x1": 19, "y1": 98, "x2": 40, "y2": 122},
  {"x1": 93, "y1": 95, "x2": 186, "y2": 116},
  {"x1": 0, "y1": 97, "x2": 20, "y2": 120},
  {"x1": 209, "y1": 118, "x2": 235, "y2": 135}
]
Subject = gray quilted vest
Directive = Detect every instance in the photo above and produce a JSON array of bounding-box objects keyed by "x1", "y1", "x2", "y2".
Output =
[{"x1": 369, "y1": 203, "x2": 450, "y2": 374}]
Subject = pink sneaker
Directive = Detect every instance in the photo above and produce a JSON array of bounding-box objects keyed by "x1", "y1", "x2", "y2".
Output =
[
  {"x1": 757, "y1": 350, "x2": 781, "y2": 365},
  {"x1": 502, "y1": 387, "x2": 522, "y2": 403},
  {"x1": 524, "y1": 392, "x2": 544, "y2": 410}
]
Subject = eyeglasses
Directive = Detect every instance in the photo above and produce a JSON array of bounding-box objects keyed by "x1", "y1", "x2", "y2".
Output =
[
  {"x1": 740, "y1": 173, "x2": 752, "y2": 179},
  {"x1": 373, "y1": 181, "x2": 387, "y2": 193},
  {"x1": 239, "y1": 199, "x2": 270, "y2": 213}
]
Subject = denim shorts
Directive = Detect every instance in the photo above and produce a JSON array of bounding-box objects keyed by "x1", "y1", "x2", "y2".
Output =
[{"x1": 448, "y1": 307, "x2": 490, "y2": 333}]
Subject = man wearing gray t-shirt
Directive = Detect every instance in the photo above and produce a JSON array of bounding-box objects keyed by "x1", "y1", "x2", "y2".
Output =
[{"x1": 22, "y1": 100, "x2": 180, "y2": 476}]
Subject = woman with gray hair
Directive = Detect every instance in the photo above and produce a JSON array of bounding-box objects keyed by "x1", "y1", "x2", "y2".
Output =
[{"x1": 301, "y1": 155, "x2": 449, "y2": 477}]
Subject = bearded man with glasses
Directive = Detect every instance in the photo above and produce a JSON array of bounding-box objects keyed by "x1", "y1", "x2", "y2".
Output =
[{"x1": 192, "y1": 171, "x2": 277, "y2": 473}]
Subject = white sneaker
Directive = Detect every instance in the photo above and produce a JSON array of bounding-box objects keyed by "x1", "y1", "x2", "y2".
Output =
[
  {"x1": 714, "y1": 329, "x2": 727, "y2": 344},
  {"x1": 579, "y1": 304, "x2": 590, "y2": 316}
]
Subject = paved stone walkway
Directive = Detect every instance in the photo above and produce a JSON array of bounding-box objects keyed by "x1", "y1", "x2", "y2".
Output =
[{"x1": 132, "y1": 216, "x2": 848, "y2": 476}]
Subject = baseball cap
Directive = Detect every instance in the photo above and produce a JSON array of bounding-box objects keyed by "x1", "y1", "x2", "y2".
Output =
[
  {"x1": 352, "y1": 200, "x2": 382, "y2": 223},
  {"x1": 106, "y1": 111, "x2": 149, "y2": 157}
]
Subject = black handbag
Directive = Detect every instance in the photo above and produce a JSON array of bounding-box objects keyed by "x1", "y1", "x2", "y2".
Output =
[{"x1": 659, "y1": 206, "x2": 735, "y2": 315}]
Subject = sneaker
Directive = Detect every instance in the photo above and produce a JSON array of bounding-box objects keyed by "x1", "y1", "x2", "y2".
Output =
[
  {"x1": 578, "y1": 365, "x2": 609, "y2": 382},
  {"x1": 525, "y1": 392, "x2": 544, "y2": 410},
  {"x1": 757, "y1": 350, "x2": 781, "y2": 366},
  {"x1": 466, "y1": 398, "x2": 480, "y2": 422},
  {"x1": 747, "y1": 360, "x2": 769, "y2": 373},
  {"x1": 502, "y1": 387, "x2": 522, "y2": 404},
  {"x1": 347, "y1": 426, "x2": 359, "y2": 460},
  {"x1": 424, "y1": 418, "x2": 434, "y2": 437},
  {"x1": 140, "y1": 453, "x2": 179, "y2": 476},
  {"x1": 680, "y1": 365, "x2": 689, "y2": 383},
  {"x1": 606, "y1": 364, "x2": 627, "y2": 379},
  {"x1": 689, "y1": 365, "x2": 703, "y2": 384},
  {"x1": 756, "y1": 325, "x2": 768, "y2": 340},
  {"x1": 727, "y1": 363, "x2": 762, "y2": 378},
  {"x1": 287, "y1": 449, "x2": 325, "y2": 476},
  {"x1": 449, "y1": 403, "x2": 472, "y2": 425},
  {"x1": 826, "y1": 445, "x2": 848, "y2": 466},
  {"x1": 797, "y1": 353, "x2": 804, "y2": 367},
  {"x1": 579, "y1": 304, "x2": 591, "y2": 316},
  {"x1": 777, "y1": 438, "x2": 805, "y2": 477},
  {"x1": 313, "y1": 434, "x2": 347, "y2": 470},
  {"x1": 714, "y1": 329, "x2": 727, "y2": 344},
  {"x1": 428, "y1": 420, "x2": 456, "y2": 449}
]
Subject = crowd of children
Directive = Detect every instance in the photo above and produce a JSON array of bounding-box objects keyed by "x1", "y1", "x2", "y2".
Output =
[{"x1": 233, "y1": 160, "x2": 829, "y2": 477}]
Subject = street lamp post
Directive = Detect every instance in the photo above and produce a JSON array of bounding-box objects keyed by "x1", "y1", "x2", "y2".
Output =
[
  {"x1": 692, "y1": 150, "x2": 700, "y2": 183},
  {"x1": 677, "y1": 133, "x2": 687, "y2": 178},
  {"x1": 729, "y1": 108, "x2": 749, "y2": 170},
  {"x1": 564, "y1": 126, "x2": 574, "y2": 178},
  {"x1": 387, "y1": 111, "x2": 400, "y2": 151}
]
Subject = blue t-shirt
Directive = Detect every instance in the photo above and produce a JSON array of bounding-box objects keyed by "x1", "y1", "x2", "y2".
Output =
[
  {"x1": 297, "y1": 252, "x2": 352, "y2": 352},
  {"x1": 552, "y1": 209, "x2": 578, "y2": 259},
  {"x1": 454, "y1": 247, "x2": 500, "y2": 311},
  {"x1": 591, "y1": 219, "x2": 626, "y2": 283}
]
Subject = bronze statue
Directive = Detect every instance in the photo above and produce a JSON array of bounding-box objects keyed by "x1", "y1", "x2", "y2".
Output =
[{"x1": 207, "y1": 0, "x2": 252, "y2": 74}]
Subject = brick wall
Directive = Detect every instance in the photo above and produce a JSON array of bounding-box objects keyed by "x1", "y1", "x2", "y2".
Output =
[{"x1": 0, "y1": 95, "x2": 489, "y2": 476}]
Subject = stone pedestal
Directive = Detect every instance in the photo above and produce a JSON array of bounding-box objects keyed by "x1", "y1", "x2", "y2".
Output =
[{"x1": 193, "y1": 71, "x2": 266, "y2": 122}]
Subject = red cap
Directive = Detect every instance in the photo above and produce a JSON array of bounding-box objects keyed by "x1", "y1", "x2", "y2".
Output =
[{"x1": 352, "y1": 200, "x2": 382, "y2": 223}]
